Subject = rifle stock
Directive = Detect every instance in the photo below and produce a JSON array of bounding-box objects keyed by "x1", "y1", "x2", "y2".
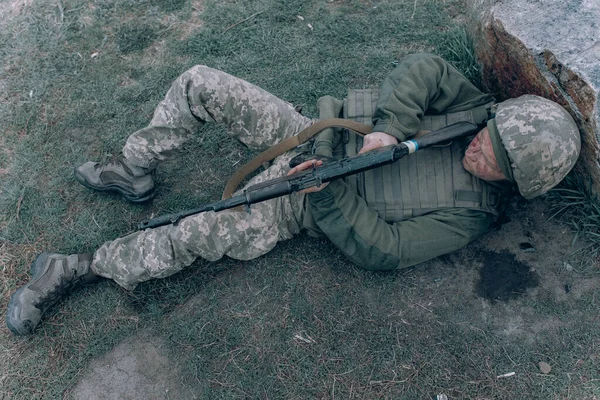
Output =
[{"x1": 138, "y1": 121, "x2": 482, "y2": 230}]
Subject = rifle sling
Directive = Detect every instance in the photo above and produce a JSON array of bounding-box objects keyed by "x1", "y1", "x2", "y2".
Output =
[{"x1": 222, "y1": 118, "x2": 373, "y2": 199}]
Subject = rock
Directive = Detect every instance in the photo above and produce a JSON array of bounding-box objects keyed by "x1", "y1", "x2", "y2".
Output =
[
  {"x1": 466, "y1": 0, "x2": 600, "y2": 193},
  {"x1": 538, "y1": 361, "x2": 552, "y2": 374}
]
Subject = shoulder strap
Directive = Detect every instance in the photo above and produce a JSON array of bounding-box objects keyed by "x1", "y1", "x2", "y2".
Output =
[{"x1": 222, "y1": 118, "x2": 372, "y2": 199}]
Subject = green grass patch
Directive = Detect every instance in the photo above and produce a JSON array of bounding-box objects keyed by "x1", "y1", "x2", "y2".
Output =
[
  {"x1": 116, "y1": 26, "x2": 157, "y2": 53},
  {"x1": 436, "y1": 25, "x2": 484, "y2": 88},
  {"x1": 1, "y1": 0, "x2": 598, "y2": 398},
  {"x1": 546, "y1": 175, "x2": 600, "y2": 266}
]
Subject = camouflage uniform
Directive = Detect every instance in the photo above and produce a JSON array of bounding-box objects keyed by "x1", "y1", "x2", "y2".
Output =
[
  {"x1": 91, "y1": 66, "x2": 312, "y2": 290},
  {"x1": 6, "y1": 55, "x2": 581, "y2": 337},
  {"x1": 91, "y1": 56, "x2": 581, "y2": 289}
]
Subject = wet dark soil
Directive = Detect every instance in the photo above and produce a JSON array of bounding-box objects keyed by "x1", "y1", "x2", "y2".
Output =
[{"x1": 476, "y1": 249, "x2": 539, "y2": 301}]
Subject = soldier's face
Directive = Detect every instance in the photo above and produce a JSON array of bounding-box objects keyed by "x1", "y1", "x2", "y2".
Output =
[{"x1": 462, "y1": 127, "x2": 507, "y2": 181}]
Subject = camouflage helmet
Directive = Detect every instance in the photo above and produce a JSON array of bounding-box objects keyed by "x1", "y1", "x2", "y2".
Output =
[{"x1": 489, "y1": 95, "x2": 580, "y2": 199}]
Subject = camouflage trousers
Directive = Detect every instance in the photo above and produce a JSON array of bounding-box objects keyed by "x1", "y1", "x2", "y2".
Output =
[{"x1": 91, "y1": 66, "x2": 313, "y2": 290}]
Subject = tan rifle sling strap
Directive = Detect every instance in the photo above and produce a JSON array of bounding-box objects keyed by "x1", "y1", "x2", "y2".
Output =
[{"x1": 222, "y1": 118, "x2": 373, "y2": 200}]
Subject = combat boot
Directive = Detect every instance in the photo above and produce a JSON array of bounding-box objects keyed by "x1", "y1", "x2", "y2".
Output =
[
  {"x1": 6, "y1": 253, "x2": 98, "y2": 335},
  {"x1": 74, "y1": 157, "x2": 156, "y2": 203}
]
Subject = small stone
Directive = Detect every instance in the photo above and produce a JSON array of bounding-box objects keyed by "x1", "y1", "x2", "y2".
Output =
[
  {"x1": 563, "y1": 261, "x2": 574, "y2": 272},
  {"x1": 539, "y1": 361, "x2": 552, "y2": 374}
]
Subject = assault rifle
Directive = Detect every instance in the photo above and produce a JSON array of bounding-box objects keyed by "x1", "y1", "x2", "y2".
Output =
[{"x1": 138, "y1": 121, "x2": 482, "y2": 230}]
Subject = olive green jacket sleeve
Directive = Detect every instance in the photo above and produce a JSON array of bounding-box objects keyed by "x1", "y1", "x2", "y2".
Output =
[
  {"x1": 372, "y1": 53, "x2": 493, "y2": 141},
  {"x1": 308, "y1": 180, "x2": 495, "y2": 270}
]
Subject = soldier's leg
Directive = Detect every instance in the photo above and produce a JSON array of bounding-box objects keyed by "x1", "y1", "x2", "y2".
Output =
[
  {"x1": 75, "y1": 66, "x2": 312, "y2": 201},
  {"x1": 8, "y1": 153, "x2": 306, "y2": 334},
  {"x1": 124, "y1": 65, "x2": 312, "y2": 167},
  {"x1": 91, "y1": 153, "x2": 306, "y2": 290}
]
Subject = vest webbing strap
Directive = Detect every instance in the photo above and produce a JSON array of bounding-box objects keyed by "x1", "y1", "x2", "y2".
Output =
[
  {"x1": 454, "y1": 190, "x2": 483, "y2": 203},
  {"x1": 222, "y1": 118, "x2": 372, "y2": 199}
]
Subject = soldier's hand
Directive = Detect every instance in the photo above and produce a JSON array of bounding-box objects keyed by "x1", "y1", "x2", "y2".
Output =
[
  {"x1": 287, "y1": 160, "x2": 329, "y2": 193},
  {"x1": 359, "y1": 131, "x2": 399, "y2": 154}
]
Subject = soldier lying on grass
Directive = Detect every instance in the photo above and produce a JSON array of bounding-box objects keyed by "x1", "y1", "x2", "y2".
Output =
[{"x1": 6, "y1": 53, "x2": 581, "y2": 335}]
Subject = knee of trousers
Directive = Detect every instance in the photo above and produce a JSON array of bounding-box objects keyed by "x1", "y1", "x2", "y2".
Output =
[{"x1": 181, "y1": 65, "x2": 221, "y2": 81}]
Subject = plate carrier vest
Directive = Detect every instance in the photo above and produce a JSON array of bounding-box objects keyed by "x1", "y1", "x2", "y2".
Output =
[{"x1": 334, "y1": 89, "x2": 503, "y2": 222}]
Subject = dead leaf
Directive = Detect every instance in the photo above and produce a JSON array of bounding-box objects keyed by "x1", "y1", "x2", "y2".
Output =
[
  {"x1": 293, "y1": 333, "x2": 315, "y2": 343},
  {"x1": 539, "y1": 361, "x2": 552, "y2": 374},
  {"x1": 496, "y1": 372, "x2": 515, "y2": 379}
]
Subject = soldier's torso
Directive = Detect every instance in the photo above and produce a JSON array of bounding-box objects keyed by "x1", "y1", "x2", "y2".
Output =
[{"x1": 333, "y1": 89, "x2": 503, "y2": 222}]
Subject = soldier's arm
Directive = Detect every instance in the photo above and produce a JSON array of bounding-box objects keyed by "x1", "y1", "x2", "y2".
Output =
[
  {"x1": 307, "y1": 180, "x2": 495, "y2": 270},
  {"x1": 372, "y1": 53, "x2": 493, "y2": 141}
]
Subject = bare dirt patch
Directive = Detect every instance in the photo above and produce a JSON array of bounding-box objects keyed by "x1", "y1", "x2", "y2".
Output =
[
  {"x1": 69, "y1": 331, "x2": 196, "y2": 399},
  {"x1": 77, "y1": 3, "x2": 97, "y2": 29},
  {"x1": 1, "y1": 0, "x2": 33, "y2": 16}
]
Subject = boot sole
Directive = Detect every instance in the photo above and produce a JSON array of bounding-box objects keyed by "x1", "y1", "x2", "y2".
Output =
[
  {"x1": 74, "y1": 169, "x2": 156, "y2": 203},
  {"x1": 5, "y1": 253, "x2": 50, "y2": 335}
]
